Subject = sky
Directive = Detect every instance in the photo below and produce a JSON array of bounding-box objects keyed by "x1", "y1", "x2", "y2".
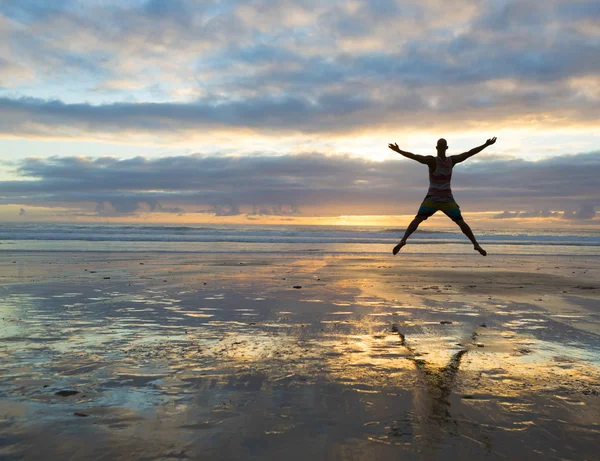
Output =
[{"x1": 0, "y1": 0, "x2": 598, "y2": 226}]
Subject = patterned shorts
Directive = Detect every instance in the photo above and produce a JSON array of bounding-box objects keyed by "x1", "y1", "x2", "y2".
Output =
[{"x1": 417, "y1": 198, "x2": 463, "y2": 222}]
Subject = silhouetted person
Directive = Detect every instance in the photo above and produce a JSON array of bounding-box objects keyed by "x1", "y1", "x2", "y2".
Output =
[{"x1": 388, "y1": 137, "x2": 497, "y2": 256}]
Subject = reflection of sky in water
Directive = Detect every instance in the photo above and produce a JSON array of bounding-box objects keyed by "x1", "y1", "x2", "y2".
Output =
[
  {"x1": 1, "y1": 268, "x2": 599, "y2": 460},
  {"x1": 2, "y1": 282, "x2": 599, "y2": 382}
]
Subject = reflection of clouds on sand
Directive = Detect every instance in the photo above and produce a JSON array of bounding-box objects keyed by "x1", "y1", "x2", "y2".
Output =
[{"x1": 1, "y1": 253, "x2": 599, "y2": 460}]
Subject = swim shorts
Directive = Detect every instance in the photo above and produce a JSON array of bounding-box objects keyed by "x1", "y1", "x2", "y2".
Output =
[{"x1": 417, "y1": 197, "x2": 463, "y2": 222}]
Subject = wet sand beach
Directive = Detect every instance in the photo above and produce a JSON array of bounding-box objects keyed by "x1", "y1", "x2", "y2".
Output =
[{"x1": 1, "y1": 252, "x2": 599, "y2": 460}]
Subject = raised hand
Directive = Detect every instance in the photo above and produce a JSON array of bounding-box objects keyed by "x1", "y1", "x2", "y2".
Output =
[
  {"x1": 388, "y1": 142, "x2": 401, "y2": 153},
  {"x1": 485, "y1": 137, "x2": 497, "y2": 146}
]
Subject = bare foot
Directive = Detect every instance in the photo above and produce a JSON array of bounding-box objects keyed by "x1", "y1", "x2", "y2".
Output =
[
  {"x1": 392, "y1": 241, "x2": 406, "y2": 255},
  {"x1": 474, "y1": 246, "x2": 487, "y2": 256}
]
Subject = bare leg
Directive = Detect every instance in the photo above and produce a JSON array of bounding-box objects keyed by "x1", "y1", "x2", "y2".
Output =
[
  {"x1": 393, "y1": 215, "x2": 427, "y2": 255},
  {"x1": 455, "y1": 219, "x2": 486, "y2": 256}
]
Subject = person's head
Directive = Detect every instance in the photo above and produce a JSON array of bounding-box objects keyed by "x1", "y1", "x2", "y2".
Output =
[{"x1": 436, "y1": 138, "x2": 448, "y2": 155}]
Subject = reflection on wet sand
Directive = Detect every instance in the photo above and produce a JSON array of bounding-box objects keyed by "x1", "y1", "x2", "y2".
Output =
[
  {"x1": 388, "y1": 324, "x2": 499, "y2": 458},
  {"x1": 1, "y1": 253, "x2": 599, "y2": 460}
]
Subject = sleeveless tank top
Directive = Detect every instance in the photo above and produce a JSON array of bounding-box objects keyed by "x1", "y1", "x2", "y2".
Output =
[{"x1": 426, "y1": 156, "x2": 454, "y2": 201}]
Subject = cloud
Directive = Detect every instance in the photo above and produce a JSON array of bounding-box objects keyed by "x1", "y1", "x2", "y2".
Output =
[
  {"x1": 0, "y1": 150, "x2": 598, "y2": 218},
  {"x1": 563, "y1": 204, "x2": 597, "y2": 220},
  {"x1": 493, "y1": 209, "x2": 562, "y2": 219},
  {"x1": 0, "y1": 0, "x2": 598, "y2": 140},
  {"x1": 249, "y1": 205, "x2": 299, "y2": 216},
  {"x1": 0, "y1": 0, "x2": 74, "y2": 22},
  {"x1": 197, "y1": 205, "x2": 241, "y2": 217},
  {"x1": 0, "y1": 1, "x2": 598, "y2": 219}
]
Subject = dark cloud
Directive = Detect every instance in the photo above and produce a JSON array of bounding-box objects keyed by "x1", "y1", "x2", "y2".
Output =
[
  {"x1": 0, "y1": 151, "x2": 598, "y2": 218},
  {"x1": 0, "y1": 76, "x2": 596, "y2": 138},
  {"x1": 0, "y1": 95, "x2": 369, "y2": 136},
  {"x1": 455, "y1": 152, "x2": 600, "y2": 207}
]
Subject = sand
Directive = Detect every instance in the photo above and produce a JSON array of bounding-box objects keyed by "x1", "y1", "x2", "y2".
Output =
[{"x1": 1, "y1": 252, "x2": 599, "y2": 460}]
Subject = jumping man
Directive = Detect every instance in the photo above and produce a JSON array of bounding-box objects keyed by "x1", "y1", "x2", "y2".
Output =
[{"x1": 388, "y1": 137, "x2": 497, "y2": 256}]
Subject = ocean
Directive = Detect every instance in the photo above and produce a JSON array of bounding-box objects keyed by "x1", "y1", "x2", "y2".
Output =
[{"x1": 1, "y1": 222, "x2": 599, "y2": 256}]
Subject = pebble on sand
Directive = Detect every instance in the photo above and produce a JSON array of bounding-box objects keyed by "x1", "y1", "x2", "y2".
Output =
[{"x1": 55, "y1": 390, "x2": 79, "y2": 397}]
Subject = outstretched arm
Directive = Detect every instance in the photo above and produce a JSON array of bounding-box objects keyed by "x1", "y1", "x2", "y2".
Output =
[
  {"x1": 451, "y1": 137, "x2": 497, "y2": 165},
  {"x1": 388, "y1": 143, "x2": 433, "y2": 165}
]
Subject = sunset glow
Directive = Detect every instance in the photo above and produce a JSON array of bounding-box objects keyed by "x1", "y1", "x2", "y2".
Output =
[{"x1": 0, "y1": 0, "x2": 598, "y2": 225}]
